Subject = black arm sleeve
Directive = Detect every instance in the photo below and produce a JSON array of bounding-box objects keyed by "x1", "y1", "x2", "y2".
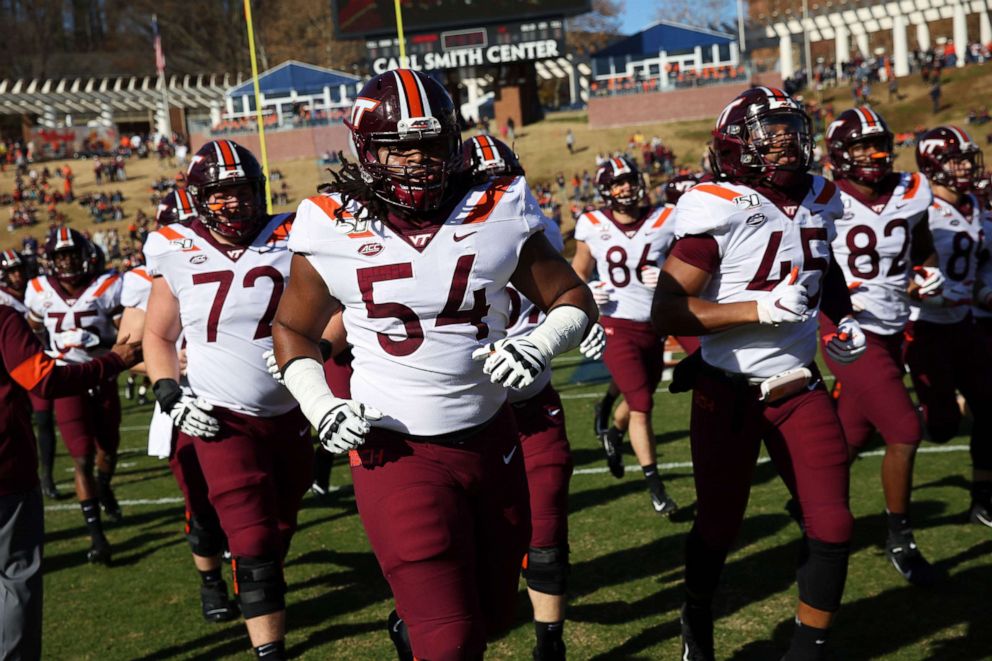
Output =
[{"x1": 819, "y1": 256, "x2": 854, "y2": 325}]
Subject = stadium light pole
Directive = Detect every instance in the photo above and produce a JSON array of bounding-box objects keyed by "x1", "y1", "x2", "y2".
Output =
[
  {"x1": 243, "y1": 0, "x2": 273, "y2": 213},
  {"x1": 737, "y1": 0, "x2": 746, "y2": 52},
  {"x1": 394, "y1": 0, "x2": 407, "y2": 64},
  {"x1": 802, "y1": 0, "x2": 813, "y2": 88}
]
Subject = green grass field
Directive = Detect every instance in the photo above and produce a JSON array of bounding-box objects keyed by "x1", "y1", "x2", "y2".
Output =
[{"x1": 40, "y1": 352, "x2": 991, "y2": 660}]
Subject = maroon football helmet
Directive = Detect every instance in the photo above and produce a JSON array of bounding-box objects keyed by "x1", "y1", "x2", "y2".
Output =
[
  {"x1": 347, "y1": 69, "x2": 461, "y2": 212},
  {"x1": 44, "y1": 226, "x2": 97, "y2": 285},
  {"x1": 916, "y1": 126, "x2": 984, "y2": 193},
  {"x1": 156, "y1": 188, "x2": 199, "y2": 227},
  {"x1": 596, "y1": 155, "x2": 645, "y2": 211},
  {"x1": 664, "y1": 173, "x2": 700, "y2": 206},
  {"x1": 186, "y1": 140, "x2": 267, "y2": 242},
  {"x1": 0, "y1": 248, "x2": 25, "y2": 293},
  {"x1": 710, "y1": 86, "x2": 812, "y2": 184},
  {"x1": 826, "y1": 107, "x2": 894, "y2": 184},
  {"x1": 462, "y1": 135, "x2": 525, "y2": 181}
]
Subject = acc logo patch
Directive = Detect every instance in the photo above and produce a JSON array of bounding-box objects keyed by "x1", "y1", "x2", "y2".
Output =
[
  {"x1": 746, "y1": 213, "x2": 766, "y2": 227},
  {"x1": 189, "y1": 254, "x2": 208, "y2": 264},
  {"x1": 600, "y1": 233, "x2": 611, "y2": 241},
  {"x1": 358, "y1": 242, "x2": 384, "y2": 257},
  {"x1": 733, "y1": 194, "x2": 761, "y2": 210},
  {"x1": 950, "y1": 219, "x2": 960, "y2": 226}
]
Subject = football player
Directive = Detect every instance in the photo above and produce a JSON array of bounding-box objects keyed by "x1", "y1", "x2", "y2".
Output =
[
  {"x1": 654, "y1": 87, "x2": 863, "y2": 660},
  {"x1": 571, "y1": 155, "x2": 678, "y2": 514},
  {"x1": 272, "y1": 69, "x2": 597, "y2": 661},
  {"x1": 115, "y1": 189, "x2": 237, "y2": 623},
  {"x1": 25, "y1": 228, "x2": 125, "y2": 564},
  {"x1": 144, "y1": 140, "x2": 313, "y2": 659},
  {"x1": 822, "y1": 107, "x2": 944, "y2": 585},
  {"x1": 907, "y1": 126, "x2": 992, "y2": 529}
]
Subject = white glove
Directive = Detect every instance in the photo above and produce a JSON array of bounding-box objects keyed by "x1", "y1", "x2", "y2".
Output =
[
  {"x1": 53, "y1": 329, "x2": 100, "y2": 351},
  {"x1": 823, "y1": 316, "x2": 867, "y2": 364},
  {"x1": 579, "y1": 322, "x2": 606, "y2": 360},
  {"x1": 912, "y1": 266, "x2": 945, "y2": 297},
  {"x1": 756, "y1": 269, "x2": 809, "y2": 325},
  {"x1": 315, "y1": 400, "x2": 384, "y2": 454},
  {"x1": 588, "y1": 280, "x2": 615, "y2": 307},
  {"x1": 640, "y1": 265, "x2": 661, "y2": 288},
  {"x1": 472, "y1": 338, "x2": 547, "y2": 390},
  {"x1": 170, "y1": 396, "x2": 220, "y2": 438},
  {"x1": 263, "y1": 349, "x2": 285, "y2": 385}
]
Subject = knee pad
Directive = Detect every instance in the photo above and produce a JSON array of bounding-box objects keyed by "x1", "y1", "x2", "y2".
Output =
[
  {"x1": 796, "y1": 538, "x2": 850, "y2": 613},
  {"x1": 233, "y1": 556, "x2": 285, "y2": 619},
  {"x1": 522, "y1": 546, "x2": 570, "y2": 596},
  {"x1": 185, "y1": 511, "x2": 225, "y2": 558}
]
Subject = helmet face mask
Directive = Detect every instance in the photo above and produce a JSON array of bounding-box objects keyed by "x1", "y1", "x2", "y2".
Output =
[
  {"x1": 186, "y1": 140, "x2": 267, "y2": 243},
  {"x1": 826, "y1": 107, "x2": 894, "y2": 185},
  {"x1": 45, "y1": 227, "x2": 96, "y2": 286},
  {"x1": 596, "y1": 156, "x2": 645, "y2": 212},
  {"x1": 348, "y1": 69, "x2": 462, "y2": 214}
]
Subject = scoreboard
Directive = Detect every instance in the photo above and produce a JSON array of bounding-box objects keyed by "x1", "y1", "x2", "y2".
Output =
[
  {"x1": 367, "y1": 18, "x2": 568, "y2": 73},
  {"x1": 332, "y1": 0, "x2": 590, "y2": 39}
]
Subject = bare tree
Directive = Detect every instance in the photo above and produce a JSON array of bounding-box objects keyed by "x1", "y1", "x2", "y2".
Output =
[
  {"x1": 568, "y1": 0, "x2": 623, "y2": 55},
  {"x1": 654, "y1": 0, "x2": 734, "y2": 29}
]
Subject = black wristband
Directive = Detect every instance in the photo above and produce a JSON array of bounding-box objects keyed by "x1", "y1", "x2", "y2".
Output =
[
  {"x1": 152, "y1": 378, "x2": 182, "y2": 414},
  {"x1": 318, "y1": 339, "x2": 333, "y2": 362}
]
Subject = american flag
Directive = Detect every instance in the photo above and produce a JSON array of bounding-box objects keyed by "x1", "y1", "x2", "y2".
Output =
[{"x1": 152, "y1": 14, "x2": 166, "y2": 75}]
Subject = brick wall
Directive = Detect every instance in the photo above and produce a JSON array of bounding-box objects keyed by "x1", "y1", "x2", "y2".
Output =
[
  {"x1": 190, "y1": 124, "x2": 351, "y2": 162},
  {"x1": 587, "y1": 73, "x2": 785, "y2": 128}
]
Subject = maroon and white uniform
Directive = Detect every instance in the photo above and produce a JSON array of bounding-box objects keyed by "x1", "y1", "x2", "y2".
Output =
[
  {"x1": 0, "y1": 286, "x2": 26, "y2": 316},
  {"x1": 574, "y1": 205, "x2": 673, "y2": 412},
  {"x1": 144, "y1": 216, "x2": 312, "y2": 559},
  {"x1": 289, "y1": 176, "x2": 539, "y2": 658},
  {"x1": 824, "y1": 173, "x2": 931, "y2": 449},
  {"x1": 24, "y1": 272, "x2": 122, "y2": 458},
  {"x1": 505, "y1": 215, "x2": 572, "y2": 559},
  {"x1": 905, "y1": 195, "x2": 992, "y2": 465},
  {"x1": 669, "y1": 177, "x2": 853, "y2": 547},
  {"x1": 120, "y1": 267, "x2": 154, "y2": 311}
]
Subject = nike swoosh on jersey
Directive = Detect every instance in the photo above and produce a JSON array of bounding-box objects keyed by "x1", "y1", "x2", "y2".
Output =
[
  {"x1": 453, "y1": 231, "x2": 478, "y2": 242},
  {"x1": 502, "y1": 446, "x2": 517, "y2": 464}
]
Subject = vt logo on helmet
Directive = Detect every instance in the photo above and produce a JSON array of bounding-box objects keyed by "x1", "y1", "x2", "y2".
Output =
[
  {"x1": 347, "y1": 69, "x2": 462, "y2": 212},
  {"x1": 916, "y1": 126, "x2": 984, "y2": 193},
  {"x1": 710, "y1": 87, "x2": 813, "y2": 185},
  {"x1": 596, "y1": 155, "x2": 645, "y2": 211},
  {"x1": 186, "y1": 140, "x2": 267, "y2": 243},
  {"x1": 826, "y1": 107, "x2": 895, "y2": 185}
]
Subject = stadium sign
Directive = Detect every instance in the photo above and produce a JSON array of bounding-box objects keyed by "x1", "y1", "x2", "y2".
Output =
[{"x1": 372, "y1": 39, "x2": 562, "y2": 73}]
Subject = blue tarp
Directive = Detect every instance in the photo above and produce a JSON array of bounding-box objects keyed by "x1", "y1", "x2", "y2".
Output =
[
  {"x1": 227, "y1": 60, "x2": 361, "y2": 99},
  {"x1": 594, "y1": 21, "x2": 735, "y2": 58}
]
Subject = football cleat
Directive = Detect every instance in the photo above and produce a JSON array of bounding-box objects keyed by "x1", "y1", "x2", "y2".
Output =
[
  {"x1": 87, "y1": 536, "x2": 112, "y2": 565},
  {"x1": 387, "y1": 609, "x2": 413, "y2": 661},
  {"x1": 680, "y1": 602, "x2": 715, "y2": 661},
  {"x1": 969, "y1": 498, "x2": 992, "y2": 528},
  {"x1": 311, "y1": 482, "x2": 340, "y2": 498},
  {"x1": 600, "y1": 427, "x2": 625, "y2": 479},
  {"x1": 885, "y1": 532, "x2": 939, "y2": 587},
  {"x1": 650, "y1": 489, "x2": 678, "y2": 517},
  {"x1": 533, "y1": 639, "x2": 566, "y2": 661},
  {"x1": 200, "y1": 580, "x2": 239, "y2": 623}
]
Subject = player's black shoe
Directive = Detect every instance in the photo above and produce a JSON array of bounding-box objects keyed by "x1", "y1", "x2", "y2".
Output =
[
  {"x1": 969, "y1": 495, "x2": 992, "y2": 528},
  {"x1": 680, "y1": 602, "x2": 715, "y2": 661},
  {"x1": 885, "y1": 530, "x2": 939, "y2": 587},
  {"x1": 600, "y1": 427, "x2": 625, "y2": 479},
  {"x1": 200, "y1": 580, "x2": 239, "y2": 622},
  {"x1": 650, "y1": 488, "x2": 678, "y2": 517},
  {"x1": 87, "y1": 536, "x2": 112, "y2": 565},
  {"x1": 387, "y1": 609, "x2": 413, "y2": 661},
  {"x1": 533, "y1": 639, "x2": 566, "y2": 661}
]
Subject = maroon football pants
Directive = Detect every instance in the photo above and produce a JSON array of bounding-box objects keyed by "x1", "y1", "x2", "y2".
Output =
[
  {"x1": 601, "y1": 316, "x2": 665, "y2": 413},
  {"x1": 905, "y1": 318, "x2": 992, "y2": 470},
  {"x1": 169, "y1": 429, "x2": 220, "y2": 540},
  {"x1": 186, "y1": 406, "x2": 313, "y2": 559},
  {"x1": 349, "y1": 406, "x2": 531, "y2": 661},
  {"x1": 821, "y1": 321, "x2": 921, "y2": 449},
  {"x1": 53, "y1": 379, "x2": 120, "y2": 459},
  {"x1": 690, "y1": 369, "x2": 853, "y2": 548},
  {"x1": 513, "y1": 384, "x2": 573, "y2": 550}
]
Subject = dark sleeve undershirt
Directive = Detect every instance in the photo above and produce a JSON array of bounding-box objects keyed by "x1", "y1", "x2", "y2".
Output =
[
  {"x1": 819, "y1": 256, "x2": 854, "y2": 325},
  {"x1": 668, "y1": 234, "x2": 720, "y2": 273}
]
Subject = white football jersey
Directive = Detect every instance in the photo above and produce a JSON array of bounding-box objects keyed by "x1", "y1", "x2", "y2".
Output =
[
  {"x1": 915, "y1": 194, "x2": 986, "y2": 324},
  {"x1": 289, "y1": 176, "x2": 545, "y2": 435},
  {"x1": 121, "y1": 267, "x2": 154, "y2": 311},
  {"x1": 25, "y1": 271, "x2": 122, "y2": 364},
  {"x1": 573, "y1": 205, "x2": 674, "y2": 322},
  {"x1": 673, "y1": 178, "x2": 843, "y2": 378},
  {"x1": 0, "y1": 285, "x2": 26, "y2": 316},
  {"x1": 506, "y1": 213, "x2": 565, "y2": 404},
  {"x1": 144, "y1": 215, "x2": 298, "y2": 417},
  {"x1": 831, "y1": 173, "x2": 932, "y2": 335}
]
